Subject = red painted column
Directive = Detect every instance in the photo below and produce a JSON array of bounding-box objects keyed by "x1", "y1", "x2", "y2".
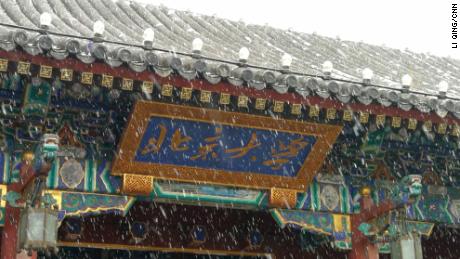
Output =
[
  {"x1": 348, "y1": 187, "x2": 398, "y2": 259},
  {"x1": 1, "y1": 160, "x2": 37, "y2": 259},
  {"x1": 349, "y1": 194, "x2": 379, "y2": 259},
  {"x1": 1, "y1": 205, "x2": 20, "y2": 259}
]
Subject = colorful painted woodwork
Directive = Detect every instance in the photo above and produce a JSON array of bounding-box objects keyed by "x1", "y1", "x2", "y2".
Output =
[
  {"x1": 112, "y1": 101, "x2": 341, "y2": 193},
  {"x1": 0, "y1": 53, "x2": 459, "y2": 255},
  {"x1": 271, "y1": 209, "x2": 352, "y2": 250}
]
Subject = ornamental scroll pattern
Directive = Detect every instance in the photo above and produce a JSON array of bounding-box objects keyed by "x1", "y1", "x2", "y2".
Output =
[
  {"x1": 122, "y1": 174, "x2": 154, "y2": 195},
  {"x1": 270, "y1": 188, "x2": 297, "y2": 208}
]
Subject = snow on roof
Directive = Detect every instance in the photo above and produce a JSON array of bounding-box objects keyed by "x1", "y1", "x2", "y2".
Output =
[{"x1": 0, "y1": 0, "x2": 459, "y2": 105}]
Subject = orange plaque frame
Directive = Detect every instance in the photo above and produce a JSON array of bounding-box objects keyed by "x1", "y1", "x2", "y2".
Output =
[{"x1": 112, "y1": 101, "x2": 342, "y2": 191}]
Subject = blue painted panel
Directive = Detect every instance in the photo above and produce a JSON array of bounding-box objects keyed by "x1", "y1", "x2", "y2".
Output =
[
  {"x1": 95, "y1": 160, "x2": 121, "y2": 193},
  {"x1": 135, "y1": 117, "x2": 316, "y2": 177},
  {"x1": 0, "y1": 153, "x2": 7, "y2": 184}
]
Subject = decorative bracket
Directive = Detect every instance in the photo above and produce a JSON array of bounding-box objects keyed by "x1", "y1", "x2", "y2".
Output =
[
  {"x1": 122, "y1": 174, "x2": 154, "y2": 196},
  {"x1": 269, "y1": 188, "x2": 297, "y2": 208}
]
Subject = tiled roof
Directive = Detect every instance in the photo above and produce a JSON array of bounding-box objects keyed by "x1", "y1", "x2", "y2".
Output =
[{"x1": 1, "y1": 0, "x2": 460, "y2": 117}]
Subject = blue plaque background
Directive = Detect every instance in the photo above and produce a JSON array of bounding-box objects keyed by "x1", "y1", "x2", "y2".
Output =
[{"x1": 134, "y1": 117, "x2": 317, "y2": 177}]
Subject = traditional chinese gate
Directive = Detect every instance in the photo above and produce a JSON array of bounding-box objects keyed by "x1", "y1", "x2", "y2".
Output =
[{"x1": 0, "y1": 1, "x2": 459, "y2": 258}]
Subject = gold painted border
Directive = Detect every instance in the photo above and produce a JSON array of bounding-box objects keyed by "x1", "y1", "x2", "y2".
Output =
[
  {"x1": 0, "y1": 184, "x2": 6, "y2": 207},
  {"x1": 271, "y1": 209, "x2": 332, "y2": 235},
  {"x1": 58, "y1": 241, "x2": 274, "y2": 258},
  {"x1": 112, "y1": 101, "x2": 342, "y2": 191},
  {"x1": 43, "y1": 189, "x2": 135, "y2": 216}
]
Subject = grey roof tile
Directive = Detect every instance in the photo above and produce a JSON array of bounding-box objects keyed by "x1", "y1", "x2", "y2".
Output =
[{"x1": 1, "y1": 0, "x2": 460, "y2": 107}]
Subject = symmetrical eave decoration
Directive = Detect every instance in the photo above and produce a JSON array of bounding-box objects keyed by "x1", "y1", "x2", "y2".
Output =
[
  {"x1": 0, "y1": 3, "x2": 459, "y2": 256},
  {"x1": 0, "y1": 51, "x2": 460, "y2": 141},
  {"x1": 0, "y1": 26, "x2": 460, "y2": 120}
]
